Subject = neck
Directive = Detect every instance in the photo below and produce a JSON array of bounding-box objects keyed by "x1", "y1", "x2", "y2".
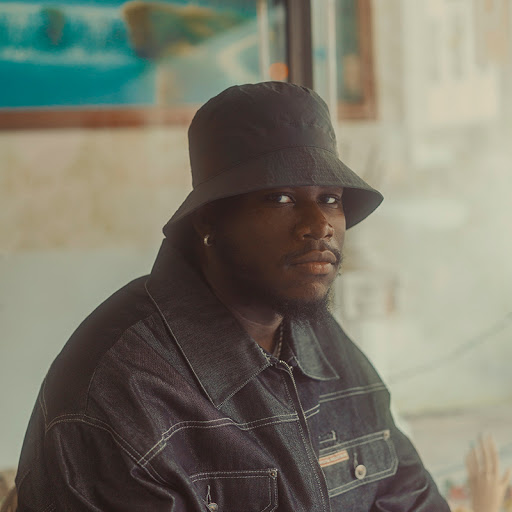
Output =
[
  {"x1": 228, "y1": 306, "x2": 282, "y2": 354},
  {"x1": 200, "y1": 265, "x2": 283, "y2": 352}
]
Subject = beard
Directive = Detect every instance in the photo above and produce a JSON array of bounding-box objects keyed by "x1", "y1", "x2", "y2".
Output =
[
  {"x1": 264, "y1": 286, "x2": 335, "y2": 325},
  {"x1": 213, "y1": 237, "x2": 342, "y2": 325}
]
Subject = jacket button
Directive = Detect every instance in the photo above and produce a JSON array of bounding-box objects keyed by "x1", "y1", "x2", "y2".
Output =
[
  {"x1": 207, "y1": 503, "x2": 218, "y2": 511},
  {"x1": 355, "y1": 464, "x2": 367, "y2": 480}
]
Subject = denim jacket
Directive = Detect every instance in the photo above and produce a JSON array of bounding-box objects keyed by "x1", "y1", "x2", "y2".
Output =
[{"x1": 16, "y1": 240, "x2": 449, "y2": 512}]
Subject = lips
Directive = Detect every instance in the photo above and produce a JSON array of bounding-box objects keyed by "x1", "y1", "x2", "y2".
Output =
[
  {"x1": 289, "y1": 250, "x2": 337, "y2": 265},
  {"x1": 288, "y1": 250, "x2": 337, "y2": 276}
]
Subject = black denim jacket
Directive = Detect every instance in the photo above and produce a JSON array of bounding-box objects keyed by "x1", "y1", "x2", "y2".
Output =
[{"x1": 16, "y1": 240, "x2": 450, "y2": 511}]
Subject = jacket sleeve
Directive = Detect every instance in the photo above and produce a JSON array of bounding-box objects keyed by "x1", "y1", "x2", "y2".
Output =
[
  {"x1": 40, "y1": 419, "x2": 204, "y2": 512},
  {"x1": 371, "y1": 413, "x2": 451, "y2": 512}
]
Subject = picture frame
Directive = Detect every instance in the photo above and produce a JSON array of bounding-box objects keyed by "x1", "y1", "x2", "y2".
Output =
[
  {"x1": 0, "y1": 0, "x2": 286, "y2": 130},
  {"x1": 336, "y1": 0, "x2": 376, "y2": 120},
  {"x1": 0, "y1": 0, "x2": 375, "y2": 129}
]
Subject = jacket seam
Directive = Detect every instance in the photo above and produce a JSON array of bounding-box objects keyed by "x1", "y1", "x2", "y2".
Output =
[
  {"x1": 190, "y1": 469, "x2": 275, "y2": 480},
  {"x1": 39, "y1": 380, "x2": 48, "y2": 428},
  {"x1": 144, "y1": 280, "x2": 217, "y2": 407},
  {"x1": 304, "y1": 404, "x2": 320, "y2": 419},
  {"x1": 318, "y1": 383, "x2": 387, "y2": 403},
  {"x1": 318, "y1": 429, "x2": 391, "y2": 454},
  {"x1": 139, "y1": 413, "x2": 299, "y2": 466},
  {"x1": 145, "y1": 280, "x2": 273, "y2": 409},
  {"x1": 215, "y1": 363, "x2": 272, "y2": 409},
  {"x1": 44, "y1": 414, "x2": 168, "y2": 486},
  {"x1": 45, "y1": 414, "x2": 142, "y2": 460},
  {"x1": 294, "y1": 410, "x2": 328, "y2": 509},
  {"x1": 327, "y1": 432, "x2": 399, "y2": 497},
  {"x1": 191, "y1": 473, "x2": 271, "y2": 482},
  {"x1": 280, "y1": 372, "x2": 327, "y2": 511},
  {"x1": 79, "y1": 310, "x2": 166, "y2": 419}
]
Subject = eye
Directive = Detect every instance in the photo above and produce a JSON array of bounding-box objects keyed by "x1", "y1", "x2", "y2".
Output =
[
  {"x1": 265, "y1": 193, "x2": 294, "y2": 204},
  {"x1": 320, "y1": 195, "x2": 343, "y2": 207}
]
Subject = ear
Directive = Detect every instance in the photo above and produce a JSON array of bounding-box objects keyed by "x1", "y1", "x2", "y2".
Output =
[{"x1": 192, "y1": 203, "x2": 218, "y2": 239}]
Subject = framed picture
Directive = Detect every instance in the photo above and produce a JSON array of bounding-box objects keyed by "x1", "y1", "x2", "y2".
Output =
[
  {"x1": 336, "y1": 0, "x2": 376, "y2": 120},
  {"x1": 0, "y1": 0, "x2": 287, "y2": 130}
]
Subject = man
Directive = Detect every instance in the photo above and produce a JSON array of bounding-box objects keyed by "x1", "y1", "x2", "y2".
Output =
[{"x1": 16, "y1": 82, "x2": 450, "y2": 511}]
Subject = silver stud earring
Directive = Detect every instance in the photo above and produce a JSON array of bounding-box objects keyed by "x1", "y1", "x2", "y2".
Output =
[{"x1": 203, "y1": 234, "x2": 214, "y2": 247}]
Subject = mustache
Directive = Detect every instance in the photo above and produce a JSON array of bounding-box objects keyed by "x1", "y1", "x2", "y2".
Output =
[{"x1": 282, "y1": 241, "x2": 343, "y2": 267}]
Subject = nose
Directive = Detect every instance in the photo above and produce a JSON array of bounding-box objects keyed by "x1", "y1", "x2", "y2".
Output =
[{"x1": 294, "y1": 202, "x2": 334, "y2": 240}]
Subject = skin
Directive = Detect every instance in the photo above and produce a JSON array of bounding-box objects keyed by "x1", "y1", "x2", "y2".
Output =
[
  {"x1": 465, "y1": 435, "x2": 511, "y2": 512},
  {"x1": 193, "y1": 185, "x2": 346, "y2": 353}
]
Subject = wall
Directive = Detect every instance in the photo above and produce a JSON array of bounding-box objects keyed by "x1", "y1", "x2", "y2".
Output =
[
  {"x1": 334, "y1": 0, "x2": 512, "y2": 414},
  {"x1": 0, "y1": 127, "x2": 191, "y2": 469}
]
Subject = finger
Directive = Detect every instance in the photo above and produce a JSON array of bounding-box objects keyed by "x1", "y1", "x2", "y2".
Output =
[
  {"x1": 478, "y1": 434, "x2": 489, "y2": 474},
  {"x1": 466, "y1": 445, "x2": 478, "y2": 478},
  {"x1": 501, "y1": 467, "x2": 512, "y2": 487},
  {"x1": 484, "y1": 434, "x2": 498, "y2": 475}
]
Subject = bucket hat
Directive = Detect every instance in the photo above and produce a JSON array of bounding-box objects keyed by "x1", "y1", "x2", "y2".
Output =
[{"x1": 163, "y1": 81, "x2": 383, "y2": 238}]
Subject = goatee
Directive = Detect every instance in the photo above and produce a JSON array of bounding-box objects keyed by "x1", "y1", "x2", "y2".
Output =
[{"x1": 214, "y1": 236, "x2": 342, "y2": 325}]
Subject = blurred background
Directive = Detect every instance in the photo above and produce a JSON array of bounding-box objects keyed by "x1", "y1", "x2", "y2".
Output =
[{"x1": 1, "y1": 0, "x2": 511, "y2": 508}]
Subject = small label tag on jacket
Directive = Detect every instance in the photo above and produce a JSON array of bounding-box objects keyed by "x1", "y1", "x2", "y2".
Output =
[{"x1": 319, "y1": 449, "x2": 349, "y2": 468}]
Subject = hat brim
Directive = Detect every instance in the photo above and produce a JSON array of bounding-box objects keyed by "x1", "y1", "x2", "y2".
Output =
[{"x1": 164, "y1": 146, "x2": 383, "y2": 237}]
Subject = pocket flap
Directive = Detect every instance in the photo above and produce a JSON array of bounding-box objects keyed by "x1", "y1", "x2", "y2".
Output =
[
  {"x1": 318, "y1": 429, "x2": 398, "y2": 498},
  {"x1": 190, "y1": 468, "x2": 278, "y2": 512}
]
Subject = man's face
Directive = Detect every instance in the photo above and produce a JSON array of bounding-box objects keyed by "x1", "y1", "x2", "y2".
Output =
[{"x1": 210, "y1": 186, "x2": 346, "y2": 316}]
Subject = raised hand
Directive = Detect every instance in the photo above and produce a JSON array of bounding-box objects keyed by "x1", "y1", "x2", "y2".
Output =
[{"x1": 466, "y1": 435, "x2": 511, "y2": 512}]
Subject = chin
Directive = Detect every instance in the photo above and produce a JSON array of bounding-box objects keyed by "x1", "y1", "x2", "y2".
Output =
[
  {"x1": 286, "y1": 280, "x2": 332, "y2": 302},
  {"x1": 272, "y1": 287, "x2": 333, "y2": 323}
]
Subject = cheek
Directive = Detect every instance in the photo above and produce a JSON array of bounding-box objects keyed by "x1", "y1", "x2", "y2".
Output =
[
  {"x1": 332, "y1": 216, "x2": 346, "y2": 245},
  {"x1": 238, "y1": 212, "x2": 291, "y2": 250}
]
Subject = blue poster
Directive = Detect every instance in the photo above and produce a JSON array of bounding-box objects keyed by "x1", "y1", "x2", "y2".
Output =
[{"x1": 0, "y1": 0, "x2": 271, "y2": 109}]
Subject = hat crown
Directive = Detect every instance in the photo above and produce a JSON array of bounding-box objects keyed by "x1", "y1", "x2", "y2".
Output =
[{"x1": 188, "y1": 82, "x2": 338, "y2": 188}]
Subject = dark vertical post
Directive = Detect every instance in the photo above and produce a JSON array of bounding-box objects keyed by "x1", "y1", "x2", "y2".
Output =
[{"x1": 286, "y1": 0, "x2": 314, "y2": 88}]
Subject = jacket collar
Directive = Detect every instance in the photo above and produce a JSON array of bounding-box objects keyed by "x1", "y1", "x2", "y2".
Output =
[{"x1": 146, "y1": 240, "x2": 338, "y2": 409}]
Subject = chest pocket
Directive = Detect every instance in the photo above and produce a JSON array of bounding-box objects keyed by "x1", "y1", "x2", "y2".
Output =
[
  {"x1": 318, "y1": 429, "x2": 398, "y2": 498},
  {"x1": 190, "y1": 468, "x2": 278, "y2": 512}
]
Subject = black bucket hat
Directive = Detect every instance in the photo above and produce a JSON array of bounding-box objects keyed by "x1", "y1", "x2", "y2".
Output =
[{"x1": 163, "y1": 81, "x2": 383, "y2": 238}]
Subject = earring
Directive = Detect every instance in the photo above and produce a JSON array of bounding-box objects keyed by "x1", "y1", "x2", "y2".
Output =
[{"x1": 203, "y1": 234, "x2": 214, "y2": 247}]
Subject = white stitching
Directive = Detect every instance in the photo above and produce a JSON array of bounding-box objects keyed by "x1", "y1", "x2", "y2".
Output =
[
  {"x1": 319, "y1": 430, "x2": 336, "y2": 445},
  {"x1": 41, "y1": 378, "x2": 48, "y2": 422},
  {"x1": 47, "y1": 417, "x2": 140, "y2": 463},
  {"x1": 144, "y1": 281, "x2": 217, "y2": 406},
  {"x1": 38, "y1": 394, "x2": 47, "y2": 426},
  {"x1": 190, "y1": 470, "x2": 278, "y2": 512},
  {"x1": 280, "y1": 371, "x2": 328, "y2": 511},
  {"x1": 319, "y1": 429, "x2": 398, "y2": 498},
  {"x1": 190, "y1": 469, "x2": 275, "y2": 480},
  {"x1": 318, "y1": 429, "x2": 391, "y2": 455},
  {"x1": 45, "y1": 415, "x2": 168, "y2": 486},
  {"x1": 215, "y1": 365, "x2": 272, "y2": 409},
  {"x1": 139, "y1": 415, "x2": 298, "y2": 466},
  {"x1": 304, "y1": 405, "x2": 320, "y2": 419},
  {"x1": 318, "y1": 383, "x2": 386, "y2": 403},
  {"x1": 192, "y1": 474, "x2": 270, "y2": 482},
  {"x1": 139, "y1": 413, "x2": 297, "y2": 465},
  {"x1": 46, "y1": 414, "x2": 142, "y2": 459},
  {"x1": 303, "y1": 404, "x2": 319, "y2": 416},
  {"x1": 319, "y1": 382, "x2": 385, "y2": 399}
]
